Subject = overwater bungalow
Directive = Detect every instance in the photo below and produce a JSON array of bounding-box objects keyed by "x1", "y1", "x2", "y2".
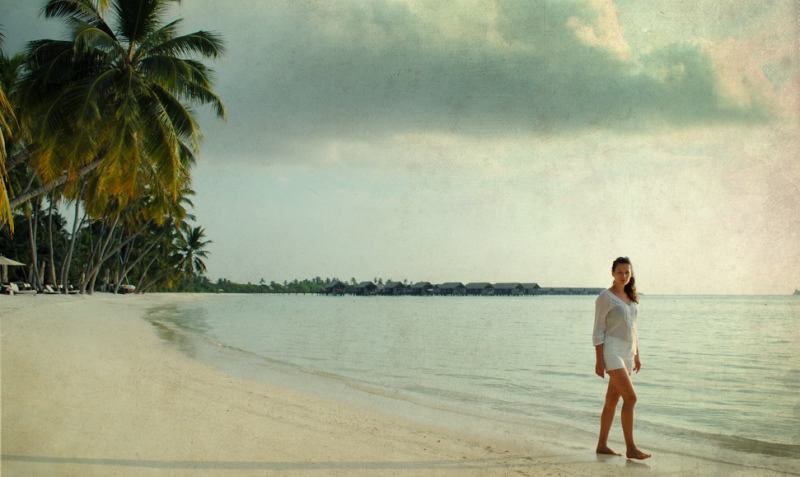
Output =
[
  {"x1": 522, "y1": 283, "x2": 541, "y2": 295},
  {"x1": 493, "y1": 283, "x2": 525, "y2": 296},
  {"x1": 356, "y1": 281, "x2": 378, "y2": 296},
  {"x1": 382, "y1": 281, "x2": 407, "y2": 296},
  {"x1": 323, "y1": 280, "x2": 346, "y2": 296},
  {"x1": 465, "y1": 283, "x2": 494, "y2": 296},
  {"x1": 409, "y1": 282, "x2": 434, "y2": 296},
  {"x1": 436, "y1": 282, "x2": 466, "y2": 296}
]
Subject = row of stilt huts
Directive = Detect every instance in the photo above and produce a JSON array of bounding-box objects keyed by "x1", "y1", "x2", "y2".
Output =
[{"x1": 322, "y1": 281, "x2": 603, "y2": 297}]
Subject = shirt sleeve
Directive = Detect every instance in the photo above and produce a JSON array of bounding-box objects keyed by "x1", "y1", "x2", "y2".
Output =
[
  {"x1": 593, "y1": 292, "x2": 611, "y2": 346},
  {"x1": 633, "y1": 305, "x2": 639, "y2": 355}
]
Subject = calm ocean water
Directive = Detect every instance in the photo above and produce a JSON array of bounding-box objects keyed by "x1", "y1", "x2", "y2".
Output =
[{"x1": 146, "y1": 294, "x2": 800, "y2": 473}]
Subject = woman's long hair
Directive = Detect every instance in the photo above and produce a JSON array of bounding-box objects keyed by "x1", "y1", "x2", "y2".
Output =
[{"x1": 613, "y1": 256, "x2": 639, "y2": 304}]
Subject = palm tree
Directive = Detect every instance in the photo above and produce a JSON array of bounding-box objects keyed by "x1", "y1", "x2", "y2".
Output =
[
  {"x1": 12, "y1": 0, "x2": 226, "y2": 210},
  {"x1": 176, "y1": 223, "x2": 210, "y2": 278},
  {"x1": 45, "y1": 190, "x2": 69, "y2": 286},
  {"x1": 133, "y1": 220, "x2": 206, "y2": 293}
]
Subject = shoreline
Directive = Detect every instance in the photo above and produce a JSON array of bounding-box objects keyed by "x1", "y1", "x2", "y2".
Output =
[{"x1": 1, "y1": 294, "x2": 791, "y2": 476}]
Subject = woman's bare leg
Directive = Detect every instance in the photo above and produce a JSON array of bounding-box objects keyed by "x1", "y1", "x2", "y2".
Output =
[
  {"x1": 597, "y1": 381, "x2": 622, "y2": 455},
  {"x1": 607, "y1": 369, "x2": 651, "y2": 460}
]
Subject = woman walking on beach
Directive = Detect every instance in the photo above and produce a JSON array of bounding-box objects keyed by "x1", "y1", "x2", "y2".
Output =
[{"x1": 592, "y1": 257, "x2": 651, "y2": 460}]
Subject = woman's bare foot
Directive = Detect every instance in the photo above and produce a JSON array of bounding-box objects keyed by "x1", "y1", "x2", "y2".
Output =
[
  {"x1": 626, "y1": 448, "x2": 652, "y2": 460},
  {"x1": 596, "y1": 446, "x2": 621, "y2": 456}
]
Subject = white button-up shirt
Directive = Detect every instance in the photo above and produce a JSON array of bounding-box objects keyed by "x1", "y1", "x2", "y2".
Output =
[{"x1": 593, "y1": 289, "x2": 638, "y2": 356}]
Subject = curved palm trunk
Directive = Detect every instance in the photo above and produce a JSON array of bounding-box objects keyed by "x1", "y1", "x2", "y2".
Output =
[
  {"x1": 4, "y1": 145, "x2": 36, "y2": 174},
  {"x1": 9, "y1": 158, "x2": 102, "y2": 209},
  {"x1": 47, "y1": 191, "x2": 58, "y2": 285},
  {"x1": 81, "y1": 215, "x2": 119, "y2": 294},
  {"x1": 113, "y1": 237, "x2": 136, "y2": 294},
  {"x1": 60, "y1": 181, "x2": 87, "y2": 293},
  {"x1": 82, "y1": 218, "x2": 154, "y2": 294},
  {"x1": 135, "y1": 252, "x2": 161, "y2": 293},
  {"x1": 27, "y1": 205, "x2": 40, "y2": 289},
  {"x1": 115, "y1": 221, "x2": 172, "y2": 294},
  {"x1": 138, "y1": 267, "x2": 176, "y2": 294}
]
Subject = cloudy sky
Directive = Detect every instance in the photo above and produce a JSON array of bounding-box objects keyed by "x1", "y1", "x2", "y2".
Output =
[{"x1": 3, "y1": 1, "x2": 799, "y2": 294}]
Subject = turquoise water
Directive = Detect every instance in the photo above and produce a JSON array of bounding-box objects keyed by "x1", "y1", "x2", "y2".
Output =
[{"x1": 146, "y1": 294, "x2": 800, "y2": 473}]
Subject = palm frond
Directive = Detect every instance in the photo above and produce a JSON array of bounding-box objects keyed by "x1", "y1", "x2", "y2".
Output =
[
  {"x1": 0, "y1": 84, "x2": 14, "y2": 140},
  {"x1": 143, "y1": 57, "x2": 224, "y2": 120},
  {"x1": 43, "y1": 0, "x2": 116, "y2": 38},
  {"x1": 23, "y1": 40, "x2": 81, "y2": 88},
  {"x1": 138, "y1": 100, "x2": 182, "y2": 196},
  {"x1": 176, "y1": 139, "x2": 196, "y2": 170},
  {"x1": 0, "y1": 133, "x2": 11, "y2": 230},
  {"x1": 71, "y1": 22, "x2": 126, "y2": 58},
  {"x1": 182, "y1": 81, "x2": 226, "y2": 120},
  {"x1": 113, "y1": 0, "x2": 167, "y2": 44},
  {"x1": 147, "y1": 30, "x2": 226, "y2": 60},
  {"x1": 149, "y1": 83, "x2": 201, "y2": 147},
  {"x1": 43, "y1": 0, "x2": 102, "y2": 23},
  {"x1": 135, "y1": 18, "x2": 181, "y2": 57}
]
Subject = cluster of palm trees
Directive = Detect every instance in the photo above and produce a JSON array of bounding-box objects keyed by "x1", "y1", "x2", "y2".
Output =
[{"x1": 1, "y1": 0, "x2": 225, "y2": 294}]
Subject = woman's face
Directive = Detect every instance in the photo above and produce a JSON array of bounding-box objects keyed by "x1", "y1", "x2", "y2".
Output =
[{"x1": 612, "y1": 263, "x2": 633, "y2": 287}]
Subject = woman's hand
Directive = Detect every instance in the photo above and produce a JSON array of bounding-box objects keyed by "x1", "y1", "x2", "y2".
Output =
[
  {"x1": 633, "y1": 354, "x2": 642, "y2": 373},
  {"x1": 595, "y1": 359, "x2": 605, "y2": 378}
]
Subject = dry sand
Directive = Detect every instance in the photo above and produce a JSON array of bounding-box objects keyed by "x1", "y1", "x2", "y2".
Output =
[{"x1": 0, "y1": 293, "x2": 772, "y2": 476}]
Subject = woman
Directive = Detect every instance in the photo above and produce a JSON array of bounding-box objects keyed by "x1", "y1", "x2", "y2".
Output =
[{"x1": 592, "y1": 257, "x2": 651, "y2": 460}]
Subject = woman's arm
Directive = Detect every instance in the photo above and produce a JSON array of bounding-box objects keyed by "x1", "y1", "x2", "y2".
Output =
[
  {"x1": 593, "y1": 293, "x2": 610, "y2": 378},
  {"x1": 595, "y1": 344, "x2": 605, "y2": 378},
  {"x1": 592, "y1": 293, "x2": 610, "y2": 347}
]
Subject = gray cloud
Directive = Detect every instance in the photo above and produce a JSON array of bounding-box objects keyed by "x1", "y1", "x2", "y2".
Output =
[{"x1": 195, "y1": 0, "x2": 772, "y2": 162}]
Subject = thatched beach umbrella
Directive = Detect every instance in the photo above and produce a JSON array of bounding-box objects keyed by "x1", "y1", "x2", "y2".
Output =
[{"x1": 0, "y1": 256, "x2": 25, "y2": 284}]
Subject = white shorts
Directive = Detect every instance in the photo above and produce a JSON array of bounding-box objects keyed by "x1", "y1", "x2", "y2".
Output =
[
  {"x1": 603, "y1": 338, "x2": 634, "y2": 373},
  {"x1": 604, "y1": 353, "x2": 633, "y2": 373}
]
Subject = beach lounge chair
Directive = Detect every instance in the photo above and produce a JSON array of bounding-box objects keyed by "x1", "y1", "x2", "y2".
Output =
[
  {"x1": 10, "y1": 283, "x2": 37, "y2": 296},
  {"x1": 42, "y1": 285, "x2": 59, "y2": 295}
]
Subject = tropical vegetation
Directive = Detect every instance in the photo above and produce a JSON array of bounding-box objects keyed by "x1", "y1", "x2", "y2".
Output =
[
  {"x1": 0, "y1": 0, "x2": 225, "y2": 293},
  {"x1": 176, "y1": 277, "x2": 408, "y2": 295}
]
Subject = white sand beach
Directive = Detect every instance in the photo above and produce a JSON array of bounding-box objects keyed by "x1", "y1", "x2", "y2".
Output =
[{"x1": 0, "y1": 294, "x2": 778, "y2": 476}]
